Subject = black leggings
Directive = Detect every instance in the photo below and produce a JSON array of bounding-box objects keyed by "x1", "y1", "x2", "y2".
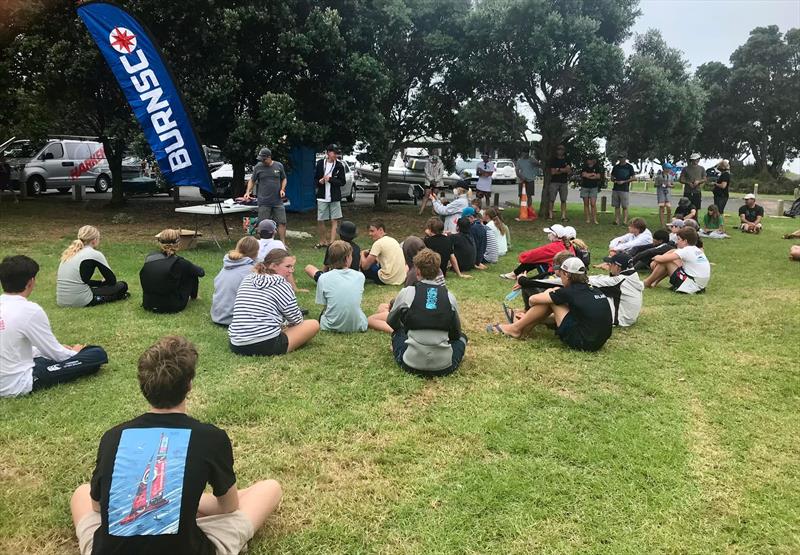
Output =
[
  {"x1": 514, "y1": 262, "x2": 549, "y2": 276},
  {"x1": 713, "y1": 192, "x2": 729, "y2": 213},
  {"x1": 88, "y1": 281, "x2": 129, "y2": 306}
]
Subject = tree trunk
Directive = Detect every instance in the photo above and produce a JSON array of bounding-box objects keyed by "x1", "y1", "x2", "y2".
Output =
[
  {"x1": 375, "y1": 151, "x2": 393, "y2": 211},
  {"x1": 103, "y1": 137, "x2": 126, "y2": 207},
  {"x1": 231, "y1": 157, "x2": 246, "y2": 198},
  {"x1": 538, "y1": 134, "x2": 555, "y2": 215}
]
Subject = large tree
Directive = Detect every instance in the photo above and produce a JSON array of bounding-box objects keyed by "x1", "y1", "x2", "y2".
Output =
[
  {"x1": 608, "y1": 29, "x2": 706, "y2": 165},
  {"x1": 725, "y1": 26, "x2": 800, "y2": 177},
  {"x1": 693, "y1": 61, "x2": 749, "y2": 163},
  {"x1": 464, "y1": 0, "x2": 638, "y2": 212},
  {"x1": 343, "y1": 0, "x2": 469, "y2": 210}
]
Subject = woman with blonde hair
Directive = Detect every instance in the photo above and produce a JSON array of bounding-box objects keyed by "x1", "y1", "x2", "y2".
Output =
[
  {"x1": 210, "y1": 236, "x2": 259, "y2": 326},
  {"x1": 56, "y1": 225, "x2": 128, "y2": 307},
  {"x1": 228, "y1": 248, "x2": 319, "y2": 356},
  {"x1": 139, "y1": 229, "x2": 205, "y2": 313}
]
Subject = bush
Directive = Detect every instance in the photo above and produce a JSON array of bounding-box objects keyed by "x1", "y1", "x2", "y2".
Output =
[{"x1": 703, "y1": 166, "x2": 799, "y2": 195}]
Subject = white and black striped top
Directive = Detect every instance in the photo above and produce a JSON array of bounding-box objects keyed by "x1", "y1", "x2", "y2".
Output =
[
  {"x1": 484, "y1": 224, "x2": 499, "y2": 264},
  {"x1": 228, "y1": 273, "x2": 303, "y2": 346}
]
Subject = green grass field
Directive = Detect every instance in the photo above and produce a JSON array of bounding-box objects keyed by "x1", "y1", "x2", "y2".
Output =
[{"x1": 1, "y1": 197, "x2": 798, "y2": 554}]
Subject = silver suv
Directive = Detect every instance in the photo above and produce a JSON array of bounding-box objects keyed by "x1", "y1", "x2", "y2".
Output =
[{"x1": 1, "y1": 136, "x2": 112, "y2": 195}]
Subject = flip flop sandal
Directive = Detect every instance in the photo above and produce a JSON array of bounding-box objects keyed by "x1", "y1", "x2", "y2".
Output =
[
  {"x1": 499, "y1": 272, "x2": 516, "y2": 280},
  {"x1": 314, "y1": 243, "x2": 328, "y2": 249},
  {"x1": 485, "y1": 323, "x2": 511, "y2": 337},
  {"x1": 502, "y1": 303, "x2": 515, "y2": 324}
]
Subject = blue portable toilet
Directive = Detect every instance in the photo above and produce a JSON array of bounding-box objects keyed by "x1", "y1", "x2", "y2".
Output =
[{"x1": 285, "y1": 145, "x2": 315, "y2": 213}]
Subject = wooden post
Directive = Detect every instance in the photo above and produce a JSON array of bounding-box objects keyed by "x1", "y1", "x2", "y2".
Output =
[
  {"x1": 493, "y1": 192, "x2": 500, "y2": 207},
  {"x1": 777, "y1": 200, "x2": 784, "y2": 216},
  {"x1": 71, "y1": 184, "x2": 83, "y2": 201},
  {"x1": 600, "y1": 195, "x2": 607, "y2": 213},
  {"x1": 753, "y1": 183, "x2": 758, "y2": 197},
  {"x1": 173, "y1": 186, "x2": 181, "y2": 203}
]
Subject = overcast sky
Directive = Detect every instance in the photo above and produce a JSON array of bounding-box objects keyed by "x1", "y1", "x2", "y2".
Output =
[{"x1": 623, "y1": 0, "x2": 800, "y2": 69}]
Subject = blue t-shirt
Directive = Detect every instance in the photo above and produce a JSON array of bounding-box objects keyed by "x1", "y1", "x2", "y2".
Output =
[{"x1": 315, "y1": 269, "x2": 368, "y2": 332}]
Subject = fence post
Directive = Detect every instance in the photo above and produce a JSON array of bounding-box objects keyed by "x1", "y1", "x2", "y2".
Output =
[
  {"x1": 600, "y1": 195, "x2": 607, "y2": 213},
  {"x1": 71, "y1": 184, "x2": 83, "y2": 201},
  {"x1": 794, "y1": 186, "x2": 799, "y2": 199},
  {"x1": 777, "y1": 200, "x2": 784, "y2": 216},
  {"x1": 753, "y1": 183, "x2": 759, "y2": 197}
]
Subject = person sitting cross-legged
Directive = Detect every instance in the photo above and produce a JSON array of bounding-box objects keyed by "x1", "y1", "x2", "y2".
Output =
[
  {"x1": 315, "y1": 240, "x2": 368, "y2": 333},
  {"x1": 140, "y1": 229, "x2": 206, "y2": 314},
  {"x1": 488, "y1": 257, "x2": 612, "y2": 352},
  {"x1": 370, "y1": 249, "x2": 468, "y2": 377},
  {"x1": 304, "y1": 220, "x2": 361, "y2": 282},
  {"x1": 643, "y1": 227, "x2": 710, "y2": 294},
  {"x1": 0, "y1": 255, "x2": 108, "y2": 398},
  {"x1": 210, "y1": 236, "x2": 259, "y2": 327},
  {"x1": 738, "y1": 193, "x2": 764, "y2": 233},
  {"x1": 608, "y1": 217, "x2": 653, "y2": 255},
  {"x1": 589, "y1": 252, "x2": 644, "y2": 327},
  {"x1": 70, "y1": 336, "x2": 282, "y2": 555},
  {"x1": 359, "y1": 219, "x2": 406, "y2": 286},
  {"x1": 631, "y1": 229, "x2": 674, "y2": 271}
]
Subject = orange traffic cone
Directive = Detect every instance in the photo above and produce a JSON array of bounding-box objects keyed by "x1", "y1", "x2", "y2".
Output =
[{"x1": 516, "y1": 193, "x2": 537, "y2": 221}]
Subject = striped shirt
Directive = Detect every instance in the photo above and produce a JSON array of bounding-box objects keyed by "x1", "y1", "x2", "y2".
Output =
[
  {"x1": 484, "y1": 223, "x2": 499, "y2": 263},
  {"x1": 228, "y1": 273, "x2": 302, "y2": 346}
]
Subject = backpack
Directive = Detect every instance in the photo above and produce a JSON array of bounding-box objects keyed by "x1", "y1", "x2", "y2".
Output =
[{"x1": 784, "y1": 197, "x2": 800, "y2": 218}]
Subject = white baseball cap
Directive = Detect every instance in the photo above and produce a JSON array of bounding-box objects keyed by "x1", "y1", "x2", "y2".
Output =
[
  {"x1": 560, "y1": 257, "x2": 587, "y2": 274},
  {"x1": 689, "y1": 153, "x2": 701, "y2": 160},
  {"x1": 563, "y1": 226, "x2": 577, "y2": 239},
  {"x1": 543, "y1": 224, "x2": 568, "y2": 238},
  {"x1": 743, "y1": 193, "x2": 756, "y2": 200}
]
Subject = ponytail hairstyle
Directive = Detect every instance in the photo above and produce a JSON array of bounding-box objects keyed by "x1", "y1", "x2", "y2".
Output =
[
  {"x1": 570, "y1": 238, "x2": 589, "y2": 252},
  {"x1": 156, "y1": 229, "x2": 181, "y2": 257},
  {"x1": 60, "y1": 225, "x2": 100, "y2": 262},
  {"x1": 228, "y1": 236, "x2": 259, "y2": 261},
  {"x1": 254, "y1": 248, "x2": 291, "y2": 275},
  {"x1": 485, "y1": 207, "x2": 507, "y2": 236}
]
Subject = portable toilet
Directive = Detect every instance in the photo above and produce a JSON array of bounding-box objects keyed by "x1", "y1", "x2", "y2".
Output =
[{"x1": 285, "y1": 145, "x2": 315, "y2": 212}]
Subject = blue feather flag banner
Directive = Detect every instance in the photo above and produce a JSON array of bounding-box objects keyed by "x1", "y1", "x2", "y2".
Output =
[{"x1": 77, "y1": 1, "x2": 212, "y2": 191}]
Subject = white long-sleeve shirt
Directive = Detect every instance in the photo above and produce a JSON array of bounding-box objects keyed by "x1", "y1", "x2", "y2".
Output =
[
  {"x1": 432, "y1": 195, "x2": 468, "y2": 234},
  {"x1": 0, "y1": 294, "x2": 76, "y2": 397},
  {"x1": 608, "y1": 229, "x2": 653, "y2": 253}
]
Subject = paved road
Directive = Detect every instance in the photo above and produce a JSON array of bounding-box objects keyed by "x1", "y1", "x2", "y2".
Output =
[{"x1": 5, "y1": 180, "x2": 787, "y2": 215}]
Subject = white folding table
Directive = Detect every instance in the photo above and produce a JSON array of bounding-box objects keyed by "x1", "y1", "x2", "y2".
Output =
[{"x1": 174, "y1": 202, "x2": 256, "y2": 248}]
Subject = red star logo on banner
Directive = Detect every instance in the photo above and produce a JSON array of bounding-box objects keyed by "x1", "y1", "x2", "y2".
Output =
[{"x1": 110, "y1": 27, "x2": 136, "y2": 54}]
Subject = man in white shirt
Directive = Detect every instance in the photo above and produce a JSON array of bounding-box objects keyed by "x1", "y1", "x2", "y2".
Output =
[
  {"x1": 590, "y1": 252, "x2": 644, "y2": 327},
  {"x1": 475, "y1": 153, "x2": 495, "y2": 207},
  {"x1": 608, "y1": 217, "x2": 654, "y2": 255},
  {"x1": 0, "y1": 255, "x2": 108, "y2": 397},
  {"x1": 643, "y1": 227, "x2": 710, "y2": 294}
]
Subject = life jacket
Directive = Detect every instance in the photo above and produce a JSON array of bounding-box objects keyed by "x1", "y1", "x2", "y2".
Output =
[{"x1": 403, "y1": 282, "x2": 452, "y2": 332}]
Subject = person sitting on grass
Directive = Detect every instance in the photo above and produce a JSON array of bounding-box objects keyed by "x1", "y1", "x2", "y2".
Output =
[
  {"x1": 485, "y1": 208, "x2": 510, "y2": 256},
  {"x1": 700, "y1": 204, "x2": 728, "y2": 239},
  {"x1": 500, "y1": 223, "x2": 575, "y2": 280},
  {"x1": 140, "y1": 229, "x2": 206, "y2": 314},
  {"x1": 631, "y1": 229, "x2": 674, "y2": 271},
  {"x1": 70, "y1": 336, "x2": 282, "y2": 555},
  {"x1": 643, "y1": 227, "x2": 710, "y2": 294},
  {"x1": 481, "y1": 209, "x2": 500, "y2": 264},
  {"x1": 370, "y1": 249, "x2": 467, "y2": 377},
  {"x1": 359, "y1": 219, "x2": 407, "y2": 286},
  {"x1": 315, "y1": 240, "x2": 368, "y2": 333},
  {"x1": 57, "y1": 225, "x2": 128, "y2": 307},
  {"x1": 448, "y1": 216, "x2": 478, "y2": 274},
  {"x1": 738, "y1": 193, "x2": 764, "y2": 233},
  {"x1": 423, "y1": 217, "x2": 471, "y2": 280},
  {"x1": 431, "y1": 187, "x2": 469, "y2": 234},
  {"x1": 210, "y1": 236, "x2": 259, "y2": 326},
  {"x1": 304, "y1": 220, "x2": 361, "y2": 282},
  {"x1": 589, "y1": 252, "x2": 644, "y2": 327},
  {"x1": 488, "y1": 257, "x2": 612, "y2": 352},
  {"x1": 0, "y1": 255, "x2": 108, "y2": 398},
  {"x1": 470, "y1": 197, "x2": 484, "y2": 218},
  {"x1": 255, "y1": 219, "x2": 286, "y2": 262},
  {"x1": 790, "y1": 245, "x2": 800, "y2": 262},
  {"x1": 228, "y1": 249, "x2": 319, "y2": 356},
  {"x1": 511, "y1": 250, "x2": 575, "y2": 314},
  {"x1": 674, "y1": 197, "x2": 697, "y2": 222},
  {"x1": 608, "y1": 217, "x2": 654, "y2": 255},
  {"x1": 463, "y1": 207, "x2": 488, "y2": 269},
  {"x1": 668, "y1": 218, "x2": 684, "y2": 243}
]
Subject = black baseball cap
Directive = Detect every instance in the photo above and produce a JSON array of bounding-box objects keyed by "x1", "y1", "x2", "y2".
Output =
[
  {"x1": 602, "y1": 252, "x2": 633, "y2": 269},
  {"x1": 326, "y1": 144, "x2": 339, "y2": 153},
  {"x1": 338, "y1": 220, "x2": 357, "y2": 240}
]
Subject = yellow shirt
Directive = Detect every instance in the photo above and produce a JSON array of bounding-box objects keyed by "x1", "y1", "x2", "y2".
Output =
[{"x1": 370, "y1": 236, "x2": 406, "y2": 285}]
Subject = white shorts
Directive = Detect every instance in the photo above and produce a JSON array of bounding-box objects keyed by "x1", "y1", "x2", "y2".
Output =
[
  {"x1": 317, "y1": 200, "x2": 343, "y2": 221},
  {"x1": 76, "y1": 510, "x2": 254, "y2": 555}
]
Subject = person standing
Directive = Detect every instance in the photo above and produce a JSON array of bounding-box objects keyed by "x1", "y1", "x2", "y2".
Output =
[
  {"x1": 579, "y1": 155, "x2": 603, "y2": 225},
  {"x1": 679, "y1": 153, "x2": 705, "y2": 212},
  {"x1": 515, "y1": 151, "x2": 539, "y2": 203},
  {"x1": 475, "y1": 153, "x2": 495, "y2": 207},
  {"x1": 713, "y1": 159, "x2": 731, "y2": 214},
  {"x1": 244, "y1": 147, "x2": 288, "y2": 245},
  {"x1": 314, "y1": 144, "x2": 346, "y2": 249},
  {"x1": 610, "y1": 155, "x2": 636, "y2": 226},
  {"x1": 548, "y1": 144, "x2": 571, "y2": 222},
  {"x1": 655, "y1": 164, "x2": 675, "y2": 227},
  {"x1": 419, "y1": 150, "x2": 445, "y2": 214}
]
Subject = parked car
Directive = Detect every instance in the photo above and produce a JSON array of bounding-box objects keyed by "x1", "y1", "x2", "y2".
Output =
[
  {"x1": 460, "y1": 157, "x2": 517, "y2": 186},
  {"x1": 2, "y1": 136, "x2": 112, "y2": 195},
  {"x1": 201, "y1": 163, "x2": 253, "y2": 201}
]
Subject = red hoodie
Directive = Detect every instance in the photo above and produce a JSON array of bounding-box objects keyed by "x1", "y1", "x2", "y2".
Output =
[{"x1": 518, "y1": 241, "x2": 575, "y2": 271}]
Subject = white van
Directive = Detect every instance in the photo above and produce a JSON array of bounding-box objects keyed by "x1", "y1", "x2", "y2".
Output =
[{"x1": 1, "y1": 136, "x2": 112, "y2": 195}]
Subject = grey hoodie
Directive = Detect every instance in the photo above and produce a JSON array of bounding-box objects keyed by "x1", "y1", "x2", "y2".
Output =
[{"x1": 210, "y1": 255, "x2": 255, "y2": 325}]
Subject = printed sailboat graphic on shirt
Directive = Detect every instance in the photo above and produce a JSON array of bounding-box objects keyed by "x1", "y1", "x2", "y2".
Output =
[
  {"x1": 109, "y1": 428, "x2": 191, "y2": 536},
  {"x1": 119, "y1": 433, "x2": 170, "y2": 524}
]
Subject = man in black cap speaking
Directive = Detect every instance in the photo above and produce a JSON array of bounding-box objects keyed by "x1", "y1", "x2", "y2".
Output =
[
  {"x1": 244, "y1": 147, "x2": 288, "y2": 244},
  {"x1": 313, "y1": 144, "x2": 346, "y2": 248}
]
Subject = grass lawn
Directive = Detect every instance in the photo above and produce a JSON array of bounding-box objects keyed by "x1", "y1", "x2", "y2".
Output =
[{"x1": 1, "y1": 197, "x2": 798, "y2": 554}]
